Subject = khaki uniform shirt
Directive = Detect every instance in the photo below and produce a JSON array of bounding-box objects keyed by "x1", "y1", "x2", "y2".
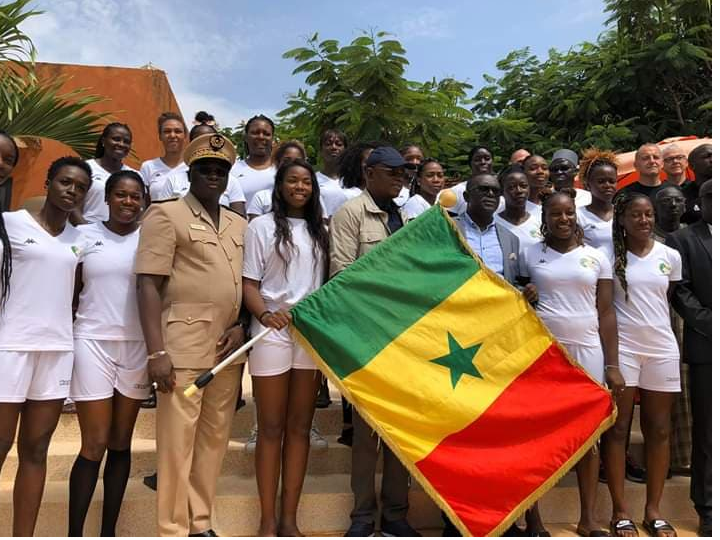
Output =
[
  {"x1": 135, "y1": 193, "x2": 247, "y2": 369},
  {"x1": 329, "y1": 189, "x2": 407, "y2": 277}
]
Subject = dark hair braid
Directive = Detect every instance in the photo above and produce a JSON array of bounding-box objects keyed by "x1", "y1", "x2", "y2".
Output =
[
  {"x1": 612, "y1": 190, "x2": 651, "y2": 301},
  {"x1": 270, "y1": 159, "x2": 329, "y2": 280},
  {"x1": 0, "y1": 214, "x2": 11, "y2": 310},
  {"x1": 539, "y1": 187, "x2": 584, "y2": 246},
  {"x1": 338, "y1": 142, "x2": 379, "y2": 189}
]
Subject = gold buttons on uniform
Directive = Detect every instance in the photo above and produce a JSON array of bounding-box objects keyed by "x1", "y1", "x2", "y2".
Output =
[{"x1": 187, "y1": 316, "x2": 193, "y2": 322}]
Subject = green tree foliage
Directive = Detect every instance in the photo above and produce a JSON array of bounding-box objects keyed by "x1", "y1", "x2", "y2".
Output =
[
  {"x1": 278, "y1": 30, "x2": 474, "y2": 174},
  {"x1": 0, "y1": 0, "x2": 109, "y2": 157},
  {"x1": 471, "y1": 0, "x2": 711, "y2": 160}
]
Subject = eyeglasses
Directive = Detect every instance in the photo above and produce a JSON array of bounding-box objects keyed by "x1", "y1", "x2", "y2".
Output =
[
  {"x1": 468, "y1": 185, "x2": 501, "y2": 196},
  {"x1": 372, "y1": 166, "x2": 407, "y2": 178},
  {"x1": 663, "y1": 155, "x2": 687, "y2": 163}
]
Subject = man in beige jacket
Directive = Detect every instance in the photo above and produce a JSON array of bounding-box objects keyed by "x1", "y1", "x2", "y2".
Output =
[{"x1": 329, "y1": 147, "x2": 419, "y2": 537}]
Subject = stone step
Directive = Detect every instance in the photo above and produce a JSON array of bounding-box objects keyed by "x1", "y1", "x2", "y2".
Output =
[
  {"x1": 0, "y1": 472, "x2": 694, "y2": 537},
  {"x1": 51, "y1": 400, "x2": 346, "y2": 442},
  {"x1": 1, "y1": 438, "x2": 358, "y2": 482}
]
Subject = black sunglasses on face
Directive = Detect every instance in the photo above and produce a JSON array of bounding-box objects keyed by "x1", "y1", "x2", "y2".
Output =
[{"x1": 468, "y1": 185, "x2": 501, "y2": 196}]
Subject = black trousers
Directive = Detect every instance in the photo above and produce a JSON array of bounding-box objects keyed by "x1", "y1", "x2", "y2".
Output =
[{"x1": 689, "y1": 363, "x2": 712, "y2": 516}]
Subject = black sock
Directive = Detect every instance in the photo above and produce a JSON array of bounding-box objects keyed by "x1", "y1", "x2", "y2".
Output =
[
  {"x1": 101, "y1": 448, "x2": 131, "y2": 537},
  {"x1": 68, "y1": 455, "x2": 102, "y2": 536}
]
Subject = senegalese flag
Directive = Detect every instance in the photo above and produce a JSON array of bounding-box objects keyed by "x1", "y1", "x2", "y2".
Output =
[{"x1": 290, "y1": 205, "x2": 616, "y2": 537}]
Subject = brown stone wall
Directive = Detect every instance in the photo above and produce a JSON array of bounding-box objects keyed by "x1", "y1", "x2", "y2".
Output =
[{"x1": 11, "y1": 62, "x2": 181, "y2": 208}]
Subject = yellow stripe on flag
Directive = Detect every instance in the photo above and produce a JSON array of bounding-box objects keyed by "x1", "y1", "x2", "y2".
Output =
[{"x1": 343, "y1": 270, "x2": 553, "y2": 463}]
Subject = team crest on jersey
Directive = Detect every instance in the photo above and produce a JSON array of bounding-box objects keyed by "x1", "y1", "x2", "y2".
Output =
[
  {"x1": 71, "y1": 245, "x2": 81, "y2": 257},
  {"x1": 580, "y1": 256, "x2": 599, "y2": 270},
  {"x1": 24, "y1": 238, "x2": 37, "y2": 245},
  {"x1": 530, "y1": 228, "x2": 542, "y2": 238},
  {"x1": 658, "y1": 260, "x2": 672, "y2": 275}
]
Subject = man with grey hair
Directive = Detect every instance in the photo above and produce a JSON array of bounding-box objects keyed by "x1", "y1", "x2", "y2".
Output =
[
  {"x1": 619, "y1": 142, "x2": 664, "y2": 202},
  {"x1": 662, "y1": 144, "x2": 689, "y2": 186}
]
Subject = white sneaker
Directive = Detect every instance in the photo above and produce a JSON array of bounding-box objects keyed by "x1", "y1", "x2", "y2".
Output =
[
  {"x1": 244, "y1": 425, "x2": 258, "y2": 453},
  {"x1": 310, "y1": 423, "x2": 328, "y2": 449}
]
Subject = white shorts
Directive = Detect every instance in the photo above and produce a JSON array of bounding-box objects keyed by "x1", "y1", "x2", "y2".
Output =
[
  {"x1": 248, "y1": 326, "x2": 316, "y2": 377},
  {"x1": 70, "y1": 339, "x2": 151, "y2": 401},
  {"x1": 564, "y1": 343, "x2": 604, "y2": 384},
  {"x1": 0, "y1": 351, "x2": 74, "y2": 402},
  {"x1": 619, "y1": 351, "x2": 681, "y2": 392}
]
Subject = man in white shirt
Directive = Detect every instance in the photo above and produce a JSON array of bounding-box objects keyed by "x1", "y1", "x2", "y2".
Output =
[{"x1": 316, "y1": 129, "x2": 350, "y2": 217}]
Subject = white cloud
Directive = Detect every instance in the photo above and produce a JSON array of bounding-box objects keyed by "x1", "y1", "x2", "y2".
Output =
[
  {"x1": 21, "y1": 0, "x2": 256, "y2": 125},
  {"x1": 395, "y1": 7, "x2": 452, "y2": 40}
]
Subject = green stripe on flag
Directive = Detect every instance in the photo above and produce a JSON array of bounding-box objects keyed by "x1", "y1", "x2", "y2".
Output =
[{"x1": 292, "y1": 206, "x2": 480, "y2": 379}]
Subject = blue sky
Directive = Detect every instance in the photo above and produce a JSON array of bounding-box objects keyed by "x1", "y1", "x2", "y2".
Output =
[{"x1": 23, "y1": 0, "x2": 609, "y2": 128}]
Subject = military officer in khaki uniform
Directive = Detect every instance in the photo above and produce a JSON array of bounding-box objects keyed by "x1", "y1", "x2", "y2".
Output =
[{"x1": 136, "y1": 133, "x2": 247, "y2": 537}]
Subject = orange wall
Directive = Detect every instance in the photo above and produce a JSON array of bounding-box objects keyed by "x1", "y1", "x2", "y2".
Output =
[{"x1": 11, "y1": 62, "x2": 182, "y2": 208}]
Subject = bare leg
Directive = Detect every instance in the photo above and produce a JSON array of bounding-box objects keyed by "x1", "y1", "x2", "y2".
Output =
[
  {"x1": 14, "y1": 399, "x2": 64, "y2": 536},
  {"x1": 576, "y1": 446, "x2": 602, "y2": 534},
  {"x1": 601, "y1": 388, "x2": 638, "y2": 536},
  {"x1": 254, "y1": 373, "x2": 291, "y2": 536},
  {"x1": 640, "y1": 389, "x2": 676, "y2": 537},
  {"x1": 0, "y1": 403, "x2": 22, "y2": 470},
  {"x1": 279, "y1": 370, "x2": 320, "y2": 536}
]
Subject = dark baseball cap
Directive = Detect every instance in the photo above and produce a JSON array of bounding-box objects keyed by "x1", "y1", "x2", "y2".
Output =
[{"x1": 366, "y1": 146, "x2": 408, "y2": 168}]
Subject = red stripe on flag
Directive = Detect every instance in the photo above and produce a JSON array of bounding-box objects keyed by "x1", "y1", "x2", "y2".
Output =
[{"x1": 415, "y1": 343, "x2": 613, "y2": 537}]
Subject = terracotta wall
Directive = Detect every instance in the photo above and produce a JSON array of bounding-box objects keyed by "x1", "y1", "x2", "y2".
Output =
[{"x1": 11, "y1": 62, "x2": 182, "y2": 208}]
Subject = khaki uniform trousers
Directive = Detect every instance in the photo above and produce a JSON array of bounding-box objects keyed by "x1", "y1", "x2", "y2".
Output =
[{"x1": 156, "y1": 364, "x2": 241, "y2": 536}]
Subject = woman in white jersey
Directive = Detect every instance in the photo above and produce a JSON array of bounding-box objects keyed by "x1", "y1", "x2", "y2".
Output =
[
  {"x1": 522, "y1": 154, "x2": 550, "y2": 219},
  {"x1": 0, "y1": 156, "x2": 91, "y2": 536},
  {"x1": 74, "y1": 123, "x2": 135, "y2": 225},
  {"x1": 230, "y1": 114, "x2": 277, "y2": 207},
  {"x1": 242, "y1": 159, "x2": 328, "y2": 536},
  {"x1": 576, "y1": 149, "x2": 618, "y2": 263},
  {"x1": 519, "y1": 189, "x2": 623, "y2": 537},
  {"x1": 67, "y1": 171, "x2": 148, "y2": 536},
  {"x1": 403, "y1": 158, "x2": 445, "y2": 219},
  {"x1": 0, "y1": 131, "x2": 19, "y2": 307},
  {"x1": 139, "y1": 112, "x2": 188, "y2": 202},
  {"x1": 495, "y1": 164, "x2": 543, "y2": 252},
  {"x1": 602, "y1": 191, "x2": 682, "y2": 538},
  {"x1": 247, "y1": 140, "x2": 307, "y2": 220}
]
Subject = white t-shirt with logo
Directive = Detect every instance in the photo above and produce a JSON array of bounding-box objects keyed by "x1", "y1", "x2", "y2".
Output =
[
  {"x1": 230, "y1": 160, "x2": 276, "y2": 208},
  {"x1": 0, "y1": 210, "x2": 85, "y2": 351},
  {"x1": 139, "y1": 157, "x2": 188, "y2": 202},
  {"x1": 243, "y1": 213, "x2": 325, "y2": 321},
  {"x1": 520, "y1": 243, "x2": 612, "y2": 348},
  {"x1": 156, "y1": 170, "x2": 246, "y2": 207},
  {"x1": 316, "y1": 172, "x2": 349, "y2": 217},
  {"x1": 247, "y1": 189, "x2": 328, "y2": 219},
  {"x1": 613, "y1": 241, "x2": 682, "y2": 358},
  {"x1": 74, "y1": 223, "x2": 143, "y2": 341},
  {"x1": 577, "y1": 206, "x2": 614, "y2": 263},
  {"x1": 83, "y1": 159, "x2": 137, "y2": 223},
  {"x1": 403, "y1": 194, "x2": 433, "y2": 219},
  {"x1": 495, "y1": 213, "x2": 543, "y2": 253}
]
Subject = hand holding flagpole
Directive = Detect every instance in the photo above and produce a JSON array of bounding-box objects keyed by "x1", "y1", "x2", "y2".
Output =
[{"x1": 184, "y1": 327, "x2": 272, "y2": 397}]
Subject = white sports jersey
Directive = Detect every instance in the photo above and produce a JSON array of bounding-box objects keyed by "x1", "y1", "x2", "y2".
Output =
[
  {"x1": 403, "y1": 194, "x2": 433, "y2": 219},
  {"x1": 613, "y1": 241, "x2": 682, "y2": 357},
  {"x1": 495, "y1": 212, "x2": 543, "y2": 253},
  {"x1": 316, "y1": 172, "x2": 349, "y2": 217},
  {"x1": 520, "y1": 242, "x2": 612, "y2": 347},
  {"x1": 242, "y1": 213, "x2": 325, "y2": 313},
  {"x1": 83, "y1": 159, "x2": 137, "y2": 223},
  {"x1": 0, "y1": 210, "x2": 84, "y2": 351},
  {"x1": 229, "y1": 160, "x2": 276, "y2": 207},
  {"x1": 577, "y1": 206, "x2": 614, "y2": 262},
  {"x1": 139, "y1": 157, "x2": 188, "y2": 202},
  {"x1": 74, "y1": 222, "x2": 143, "y2": 341}
]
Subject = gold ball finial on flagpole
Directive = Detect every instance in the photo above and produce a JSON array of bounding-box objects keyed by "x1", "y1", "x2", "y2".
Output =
[{"x1": 438, "y1": 188, "x2": 458, "y2": 209}]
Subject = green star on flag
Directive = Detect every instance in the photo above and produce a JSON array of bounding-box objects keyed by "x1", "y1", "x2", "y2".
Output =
[{"x1": 430, "y1": 332, "x2": 483, "y2": 389}]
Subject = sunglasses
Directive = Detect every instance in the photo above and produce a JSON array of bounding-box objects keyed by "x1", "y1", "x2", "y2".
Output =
[
  {"x1": 468, "y1": 185, "x2": 501, "y2": 196},
  {"x1": 372, "y1": 166, "x2": 407, "y2": 178}
]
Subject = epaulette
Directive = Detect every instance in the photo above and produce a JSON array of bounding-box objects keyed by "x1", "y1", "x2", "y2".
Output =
[{"x1": 152, "y1": 197, "x2": 179, "y2": 203}]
